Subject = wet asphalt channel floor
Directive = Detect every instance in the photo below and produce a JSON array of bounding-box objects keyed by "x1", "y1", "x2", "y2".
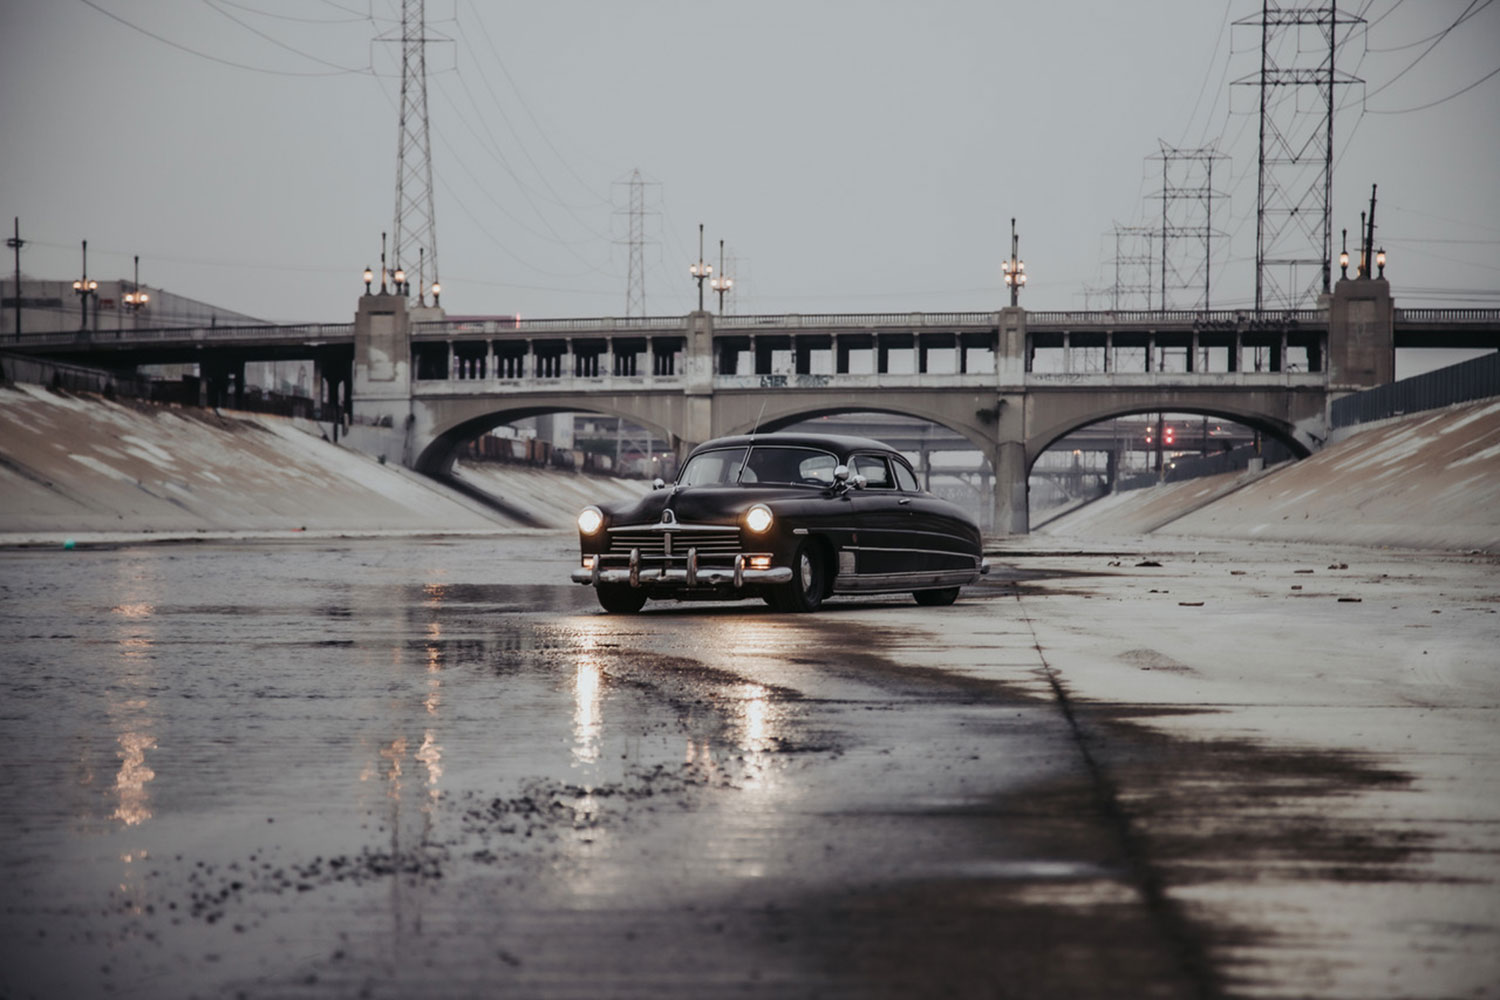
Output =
[{"x1": 1, "y1": 534, "x2": 1496, "y2": 998}]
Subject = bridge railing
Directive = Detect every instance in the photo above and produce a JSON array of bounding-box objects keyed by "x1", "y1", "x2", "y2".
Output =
[
  {"x1": 1393, "y1": 308, "x2": 1500, "y2": 324},
  {"x1": 413, "y1": 316, "x2": 687, "y2": 336},
  {"x1": 12, "y1": 323, "x2": 355, "y2": 346},
  {"x1": 715, "y1": 312, "x2": 995, "y2": 329},
  {"x1": 1026, "y1": 309, "x2": 1324, "y2": 327}
]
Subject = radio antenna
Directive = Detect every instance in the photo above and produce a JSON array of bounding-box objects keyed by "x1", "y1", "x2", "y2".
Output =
[{"x1": 749, "y1": 398, "x2": 767, "y2": 439}]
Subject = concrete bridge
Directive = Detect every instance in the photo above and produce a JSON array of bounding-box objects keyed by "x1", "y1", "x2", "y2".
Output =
[
  {"x1": 12, "y1": 277, "x2": 1497, "y2": 532},
  {"x1": 347, "y1": 277, "x2": 1401, "y2": 533}
]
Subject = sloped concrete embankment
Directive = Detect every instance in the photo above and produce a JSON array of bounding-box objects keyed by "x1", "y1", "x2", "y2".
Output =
[
  {"x1": 1040, "y1": 398, "x2": 1500, "y2": 552},
  {"x1": 0, "y1": 385, "x2": 639, "y2": 542}
]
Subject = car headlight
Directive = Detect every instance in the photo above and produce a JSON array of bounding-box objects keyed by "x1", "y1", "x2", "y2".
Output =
[
  {"x1": 745, "y1": 504, "x2": 774, "y2": 533},
  {"x1": 577, "y1": 506, "x2": 604, "y2": 535}
]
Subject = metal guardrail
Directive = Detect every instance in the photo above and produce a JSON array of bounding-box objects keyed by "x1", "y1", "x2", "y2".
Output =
[
  {"x1": 1, "y1": 350, "x2": 154, "y2": 398},
  {"x1": 1331, "y1": 351, "x2": 1500, "y2": 428}
]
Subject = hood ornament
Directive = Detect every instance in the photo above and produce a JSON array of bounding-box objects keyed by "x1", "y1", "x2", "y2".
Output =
[{"x1": 659, "y1": 508, "x2": 677, "y2": 526}]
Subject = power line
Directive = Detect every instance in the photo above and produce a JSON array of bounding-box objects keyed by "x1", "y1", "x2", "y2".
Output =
[
  {"x1": 203, "y1": 0, "x2": 372, "y2": 73},
  {"x1": 1368, "y1": 0, "x2": 1491, "y2": 52},
  {"x1": 1363, "y1": 0, "x2": 1487, "y2": 100},
  {"x1": 1369, "y1": 64, "x2": 1500, "y2": 113},
  {"x1": 80, "y1": 0, "x2": 370, "y2": 76}
]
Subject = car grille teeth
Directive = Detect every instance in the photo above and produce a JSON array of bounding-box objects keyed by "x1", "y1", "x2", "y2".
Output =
[{"x1": 608, "y1": 531, "x2": 742, "y2": 556}]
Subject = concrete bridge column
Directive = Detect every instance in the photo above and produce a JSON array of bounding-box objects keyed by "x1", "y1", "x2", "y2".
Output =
[
  {"x1": 989, "y1": 438, "x2": 1029, "y2": 536},
  {"x1": 1328, "y1": 276, "x2": 1394, "y2": 390}
]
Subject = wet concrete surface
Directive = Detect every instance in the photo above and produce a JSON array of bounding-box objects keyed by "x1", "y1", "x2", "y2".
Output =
[{"x1": 0, "y1": 534, "x2": 1496, "y2": 998}]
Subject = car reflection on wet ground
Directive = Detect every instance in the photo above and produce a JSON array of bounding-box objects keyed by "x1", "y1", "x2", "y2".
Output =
[{"x1": 0, "y1": 534, "x2": 1496, "y2": 998}]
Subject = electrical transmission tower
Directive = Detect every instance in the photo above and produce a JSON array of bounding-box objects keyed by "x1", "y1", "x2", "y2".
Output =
[
  {"x1": 390, "y1": 0, "x2": 440, "y2": 302},
  {"x1": 1150, "y1": 142, "x2": 1227, "y2": 311},
  {"x1": 1234, "y1": 2, "x2": 1363, "y2": 310},
  {"x1": 1108, "y1": 224, "x2": 1156, "y2": 311},
  {"x1": 722, "y1": 246, "x2": 747, "y2": 315},
  {"x1": 613, "y1": 169, "x2": 659, "y2": 317}
]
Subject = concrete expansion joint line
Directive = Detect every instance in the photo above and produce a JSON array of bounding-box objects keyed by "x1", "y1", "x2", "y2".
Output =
[{"x1": 1011, "y1": 593, "x2": 1223, "y2": 1000}]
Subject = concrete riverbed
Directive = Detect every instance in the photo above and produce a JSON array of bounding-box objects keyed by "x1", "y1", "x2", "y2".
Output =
[
  {"x1": 1, "y1": 385, "x2": 1498, "y2": 997},
  {"x1": 0, "y1": 533, "x2": 1496, "y2": 999}
]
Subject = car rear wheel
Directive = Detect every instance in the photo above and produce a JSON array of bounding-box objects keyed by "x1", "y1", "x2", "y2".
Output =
[
  {"x1": 771, "y1": 541, "x2": 824, "y2": 613},
  {"x1": 913, "y1": 586, "x2": 960, "y2": 606},
  {"x1": 596, "y1": 583, "x2": 647, "y2": 614}
]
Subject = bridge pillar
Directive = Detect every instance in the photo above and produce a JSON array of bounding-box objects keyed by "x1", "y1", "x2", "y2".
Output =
[
  {"x1": 348, "y1": 292, "x2": 413, "y2": 464},
  {"x1": 676, "y1": 310, "x2": 715, "y2": 458},
  {"x1": 987, "y1": 418, "x2": 1029, "y2": 536},
  {"x1": 986, "y1": 307, "x2": 1031, "y2": 534},
  {"x1": 1328, "y1": 276, "x2": 1394, "y2": 391}
]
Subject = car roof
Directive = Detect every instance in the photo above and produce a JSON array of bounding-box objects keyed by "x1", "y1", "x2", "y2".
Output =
[{"x1": 686, "y1": 432, "x2": 902, "y2": 461}]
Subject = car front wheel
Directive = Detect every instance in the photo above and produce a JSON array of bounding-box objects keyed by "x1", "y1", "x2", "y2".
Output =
[
  {"x1": 596, "y1": 583, "x2": 647, "y2": 614},
  {"x1": 771, "y1": 541, "x2": 824, "y2": 613},
  {"x1": 913, "y1": 586, "x2": 960, "y2": 606}
]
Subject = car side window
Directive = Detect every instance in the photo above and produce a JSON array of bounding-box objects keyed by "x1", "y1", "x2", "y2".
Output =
[
  {"x1": 853, "y1": 454, "x2": 893, "y2": 489},
  {"x1": 798, "y1": 453, "x2": 838, "y2": 484},
  {"x1": 679, "y1": 448, "x2": 748, "y2": 486},
  {"x1": 893, "y1": 460, "x2": 920, "y2": 492}
]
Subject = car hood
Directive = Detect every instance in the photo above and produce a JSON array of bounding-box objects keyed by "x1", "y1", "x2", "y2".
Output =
[{"x1": 605, "y1": 485, "x2": 818, "y2": 527}]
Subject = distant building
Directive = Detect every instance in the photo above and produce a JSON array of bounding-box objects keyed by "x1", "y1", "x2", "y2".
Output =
[
  {"x1": 2, "y1": 276, "x2": 264, "y2": 338},
  {"x1": 0, "y1": 275, "x2": 309, "y2": 391}
]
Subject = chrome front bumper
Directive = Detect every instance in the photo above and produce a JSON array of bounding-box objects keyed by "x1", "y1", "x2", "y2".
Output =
[{"x1": 571, "y1": 549, "x2": 791, "y2": 589}]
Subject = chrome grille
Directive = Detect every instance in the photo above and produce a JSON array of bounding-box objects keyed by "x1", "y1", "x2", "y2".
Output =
[{"x1": 608, "y1": 529, "x2": 743, "y2": 556}]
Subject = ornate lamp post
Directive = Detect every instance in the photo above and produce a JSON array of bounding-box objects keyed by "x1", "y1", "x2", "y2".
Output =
[
  {"x1": 1339, "y1": 228, "x2": 1349, "y2": 279},
  {"x1": 689, "y1": 223, "x2": 712, "y2": 312},
  {"x1": 363, "y1": 266, "x2": 374, "y2": 294},
  {"x1": 122, "y1": 255, "x2": 150, "y2": 325},
  {"x1": 72, "y1": 240, "x2": 98, "y2": 332},
  {"x1": 710, "y1": 239, "x2": 733, "y2": 315},
  {"x1": 1001, "y1": 217, "x2": 1026, "y2": 307}
]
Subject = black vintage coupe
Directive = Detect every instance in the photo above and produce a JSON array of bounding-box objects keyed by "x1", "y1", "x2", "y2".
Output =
[{"x1": 571, "y1": 432, "x2": 988, "y2": 613}]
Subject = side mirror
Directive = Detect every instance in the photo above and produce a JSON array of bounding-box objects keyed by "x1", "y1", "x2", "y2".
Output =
[
  {"x1": 833, "y1": 465, "x2": 851, "y2": 494},
  {"x1": 851, "y1": 474, "x2": 867, "y2": 491},
  {"x1": 651, "y1": 477, "x2": 666, "y2": 490}
]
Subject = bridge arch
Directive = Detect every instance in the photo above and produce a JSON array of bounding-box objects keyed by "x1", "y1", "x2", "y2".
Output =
[
  {"x1": 413, "y1": 398, "x2": 679, "y2": 477},
  {"x1": 1025, "y1": 401, "x2": 1315, "y2": 475},
  {"x1": 717, "y1": 394, "x2": 998, "y2": 456}
]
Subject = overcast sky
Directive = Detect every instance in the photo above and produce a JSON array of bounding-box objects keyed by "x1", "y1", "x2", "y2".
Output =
[{"x1": 2, "y1": 1, "x2": 1496, "y2": 324}]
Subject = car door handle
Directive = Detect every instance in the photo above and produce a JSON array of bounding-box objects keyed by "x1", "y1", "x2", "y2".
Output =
[{"x1": 898, "y1": 498, "x2": 912, "y2": 505}]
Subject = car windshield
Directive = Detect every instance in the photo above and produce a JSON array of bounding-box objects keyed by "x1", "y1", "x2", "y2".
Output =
[{"x1": 678, "y1": 446, "x2": 839, "y2": 487}]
